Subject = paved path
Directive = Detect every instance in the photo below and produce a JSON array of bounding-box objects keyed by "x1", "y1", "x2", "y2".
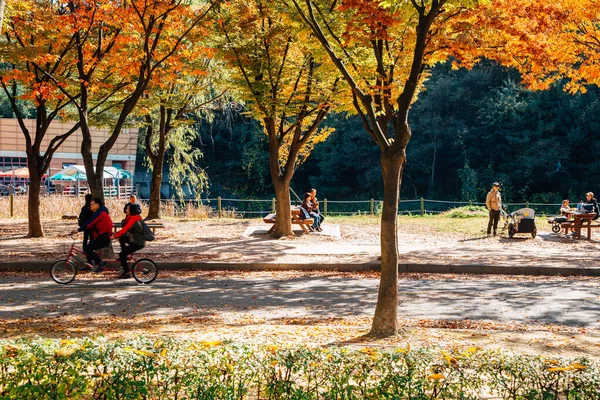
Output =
[{"x1": 1, "y1": 273, "x2": 598, "y2": 328}]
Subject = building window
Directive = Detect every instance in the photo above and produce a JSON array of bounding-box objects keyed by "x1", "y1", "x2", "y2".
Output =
[
  {"x1": 0, "y1": 157, "x2": 27, "y2": 171},
  {"x1": 0, "y1": 157, "x2": 28, "y2": 186}
]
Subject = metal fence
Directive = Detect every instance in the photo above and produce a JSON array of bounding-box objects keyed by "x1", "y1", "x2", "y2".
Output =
[
  {"x1": 1, "y1": 192, "x2": 564, "y2": 218},
  {"x1": 130, "y1": 197, "x2": 563, "y2": 218}
]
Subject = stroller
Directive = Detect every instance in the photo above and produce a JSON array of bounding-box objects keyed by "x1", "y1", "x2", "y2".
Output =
[{"x1": 501, "y1": 207, "x2": 537, "y2": 238}]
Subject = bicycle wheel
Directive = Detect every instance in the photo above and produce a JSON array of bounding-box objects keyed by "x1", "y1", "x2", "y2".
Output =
[
  {"x1": 50, "y1": 259, "x2": 77, "y2": 284},
  {"x1": 131, "y1": 258, "x2": 158, "y2": 284}
]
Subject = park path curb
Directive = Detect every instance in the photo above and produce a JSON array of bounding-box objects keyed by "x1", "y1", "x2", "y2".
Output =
[{"x1": 1, "y1": 261, "x2": 599, "y2": 276}]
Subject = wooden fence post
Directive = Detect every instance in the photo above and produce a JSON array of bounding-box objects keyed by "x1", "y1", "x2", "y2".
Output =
[
  {"x1": 420, "y1": 197, "x2": 425, "y2": 215},
  {"x1": 324, "y1": 198, "x2": 327, "y2": 217},
  {"x1": 370, "y1": 199, "x2": 374, "y2": 215},
  {"x1": 9, "y1": 193, "x2": 14, "y2": 217},
  {"x1": 272, "y1": 198, "x2": 275, "y2": 213},
  {"x1": 217, "y1": 196, "x2": 222, "y2": 218}
]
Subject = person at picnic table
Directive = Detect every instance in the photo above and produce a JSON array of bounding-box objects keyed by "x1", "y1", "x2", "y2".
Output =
[
  {"x1": 300, "y1": 192, "x2": 322, "y2": 232},
  {"x1": 77, "y1": 194, "x2": 94, "y2": 248},
  {"x1": 78, "y1": 197, "x2": 113, "y2": 272},
  {"x1": 123, "y1": 195, "x2": 141, "y2": 215},
  {"x1": 309, "y1": 188, "x2": 325, "y2": 225},
  {"x1": 113, "y1": 203, "x2": 145, "y2": 279},
  {"x1": 485, "y1": 182, "x2": 502, "y2": 237},
  {"x1": 560, "y1": 199, "x2": 572, "y2": 214},
  {"x1": 584, "y1": 192, "x2": 599, "y2": 220}
]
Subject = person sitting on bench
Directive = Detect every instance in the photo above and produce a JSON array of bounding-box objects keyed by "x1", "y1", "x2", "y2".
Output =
[
  {"x1": 301, "y1": 192, "x2": 321, "y2": 232},
  {"x1": 560, "y1": 199, "x2": 571, "y2": 214},
  {"x1": 583, "y1": 192, "x2": 599, "y2": 220},
  {"x1": 310, "y1": 188, "x2": 325, "y2": 228},
  {"x1": 123, "y1": 195, "x2": 141, "y2": 215}
]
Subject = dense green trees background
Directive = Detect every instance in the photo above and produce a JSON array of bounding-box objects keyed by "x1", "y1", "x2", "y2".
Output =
[
  {"x1": 4, "y1": 60, "x2": 600, "y2": 203},
  {"x1": 176, "y1": 60, "x2": 600, "y2": 203}
]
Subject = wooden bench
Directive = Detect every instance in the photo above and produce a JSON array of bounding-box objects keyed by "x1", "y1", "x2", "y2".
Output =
[
  {"x1": 113, "y1": 221, "x2": 165, "y2": 234},
  {"x1": 263, "y1": 209, "x2": 314, "y2": 234}
]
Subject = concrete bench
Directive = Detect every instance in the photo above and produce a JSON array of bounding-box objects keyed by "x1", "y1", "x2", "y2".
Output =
[
  {"x1": 263, "y1": 209, "x2": 314, "y2": 234},
  {"x1": 113, "y1": 221, "x2": 165, "y2": 234}
]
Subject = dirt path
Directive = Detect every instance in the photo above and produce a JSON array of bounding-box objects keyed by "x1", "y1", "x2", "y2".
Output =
[{"x1": 1, "y1": 217, "x2": 599, "y2": 267}]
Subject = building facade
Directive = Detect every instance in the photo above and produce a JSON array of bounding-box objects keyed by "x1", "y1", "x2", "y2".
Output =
[{"x1": 0, "y1": 118, "x2": 138, "y2": 183}]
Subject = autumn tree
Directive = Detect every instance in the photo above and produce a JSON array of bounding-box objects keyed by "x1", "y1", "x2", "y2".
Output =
[
  {"x1": 141, "y1": 53, "x2": 224, "y2": 220},
  {"x1": 214, "y1": 0, "x2": 342, "y2": 237},
  {"x1": 457, "y1": 0, "x2": 600, "y2": 93},
  {"x1": 0, "y1": 1, "x2": 82, "y2": 237},
  {"x1": 39, "y1": 0, "x2": 217, "y2": 201},
  {"x1": 291, "y1": 0, "x2": 578, "y2": 336}
]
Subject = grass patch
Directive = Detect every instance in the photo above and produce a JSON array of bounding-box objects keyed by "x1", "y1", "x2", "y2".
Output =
[{"x1": 442, "y1": 206, "x2": 489, "y2": 219}]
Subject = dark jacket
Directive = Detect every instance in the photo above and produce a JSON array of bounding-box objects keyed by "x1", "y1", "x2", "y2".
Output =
[
  {"x1": 589, "y1": 198, "x2": 599, "y2": 220},
  {"x1": 77, "y1": 204, "x2": 94, "y2": 228},
  {"x1": 301, "y1": 198, "x2": 316, "y2": 213},
  {"x1": 114, "y1": 215, "x2": 145, "y2": 247},
  {"x1": 80, "y1": 206, "x2": 113, "y2": 239},
  {"x1": 299, "y1": 199, "x2": 315, "y2": 220}
]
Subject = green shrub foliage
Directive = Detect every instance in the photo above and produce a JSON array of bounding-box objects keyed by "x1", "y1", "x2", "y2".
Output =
[{"x1": 1, "y1": 338, "x2": 598, "y2": 399}]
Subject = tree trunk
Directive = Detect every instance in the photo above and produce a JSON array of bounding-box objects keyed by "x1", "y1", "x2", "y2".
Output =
[
  {"x1": 272, "y1": 179, "x2": 293, "y2": 237},
  {"x1": 87, "y1": 171, "x2": 104, "y2": 202},
  {"x1": 147, "y1": 159, "x2": 164, "y2": 220},
  {"x1": 369, "y1": 151, "x2": 404, "y2": 336},
  {"x1": 265, "y1": 117, "x2": 294, "y2": 237},
  {"x1": 80, "y1": 120, "x2": 105, "y2": 202},
  {"x1": 27, "y1": 168, "x2": 44, "y2": 238}
]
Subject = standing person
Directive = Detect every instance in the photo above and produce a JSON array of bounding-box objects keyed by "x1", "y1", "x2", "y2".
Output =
[
  {"x1": 77, "y1": 194, "x2": 94, "y2": 249},
  {"x1": 79, "y1": 197, "x2": 113, "y2": 272},
  {"x1": 123, "y1": 195, "x2": 141, "y2": 215},
  {"x1": 486, "y1": 182, "x2": 502, "y2": 236},
  {"x1": 113, "y1": 203, "x2": 145, "y2": 279}
]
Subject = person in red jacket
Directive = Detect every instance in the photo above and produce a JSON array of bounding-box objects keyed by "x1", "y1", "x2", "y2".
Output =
[
  {"x1": 79, "y1": 197, "x2": 113, "y2": 272},
  {"x1": 113, "y1": 203, "x2": 145, "y2": 279}
]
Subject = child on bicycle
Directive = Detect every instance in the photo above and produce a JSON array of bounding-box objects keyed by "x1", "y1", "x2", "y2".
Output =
[
  {"x1": 112, "y1": 203, "x2": 145, "y2": 279},
  {"x1": 78, "y1": 197, "x2": 113, "y2": 272}
]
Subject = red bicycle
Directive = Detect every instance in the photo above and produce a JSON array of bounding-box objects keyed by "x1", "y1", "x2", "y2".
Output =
[{"x1": 50, "y1": 238, "x2": 158, "y2": 285}]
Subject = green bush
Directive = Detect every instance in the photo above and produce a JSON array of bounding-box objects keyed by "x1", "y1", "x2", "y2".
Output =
[
  {"x1": 1, "y1": 338, "x2": 598, "y2": 399},
  {"x1": 442, "y1": 206, "x2": 489, "y2": 219}
]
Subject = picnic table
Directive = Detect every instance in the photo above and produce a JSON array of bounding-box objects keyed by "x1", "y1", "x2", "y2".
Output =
[
  {"x1": 556, "y1": 210, "x2": 599, "y2": 239},
  {"x1": 113, "y1": 221, "x2": 165, "y2": 234},
  {"x1": 263, "y1": 208, "x2": 314, "y2": 234}
]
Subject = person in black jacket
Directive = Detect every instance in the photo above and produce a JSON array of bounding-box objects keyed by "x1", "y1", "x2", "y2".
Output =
[
  {"x1": 77, "y1": 194, "x2": 94, "y2": 248},
  {"x1": 585, "y1": 192, "x2": 599, "y2": 220},
  {"x1": 123, "y1": 195, "x2": 141, "y2": 215}
]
